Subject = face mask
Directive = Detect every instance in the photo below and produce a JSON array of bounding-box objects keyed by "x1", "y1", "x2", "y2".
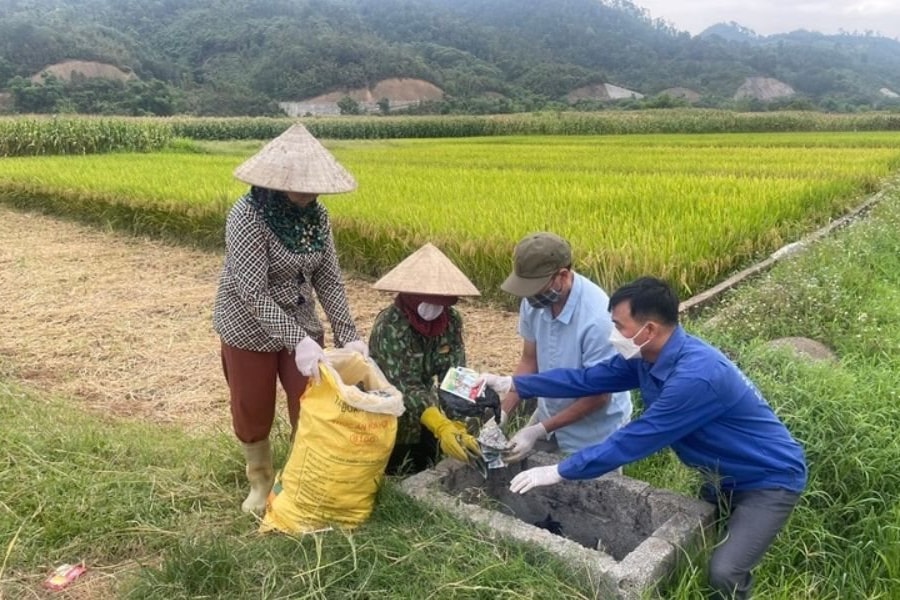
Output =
[
  {"x1": 417, "y1": 302, "x2": 444, "y2": 321},
  {"x1": 526, "y1": 287, "x2": 560, "y2": 309},
  {"x1": 526, "y1": 274, "x2": 564, "y2": 309},
  {"x1": 526, "y1": 270, "x2": 566, "y2": 309},
  {"x1": 609, "y1": 324, "x2": 649, "y2": 359}
]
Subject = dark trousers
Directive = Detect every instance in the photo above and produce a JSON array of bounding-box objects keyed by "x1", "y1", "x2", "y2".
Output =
[
  {"x1": 703, "y1": 487, "x2": 802, "y2": 599},
  {"x1": 385, "y1": 426, "x2": 439, "y2": 475},
  {"x1": 220, "y1": 340, "x2": 319, "y2": 443}
]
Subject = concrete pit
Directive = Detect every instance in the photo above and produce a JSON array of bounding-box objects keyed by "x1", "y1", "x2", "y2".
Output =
[{"x1": 400, "y1": 451, "x2": 715, "y2": 599}]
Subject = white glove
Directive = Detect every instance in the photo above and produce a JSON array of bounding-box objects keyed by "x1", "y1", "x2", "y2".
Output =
[
  {"x1": 295, "y1": 337, "x2": 325, "y2": 381},
  {"x1": 503, "y1": 422, "x2": 547, "y2": 463},
  {"x1": 509, "y1": 464, "x2": 563, "y2": 494},
  {"x1": 479, "y1": 373, "x2": 513, "y2": 396},
  {"x1": 498, "y1": 409, "x2": 509, "y2": 428},
  {"x1": 344, "y1": 339, "x2": 369, "y2": 358}
]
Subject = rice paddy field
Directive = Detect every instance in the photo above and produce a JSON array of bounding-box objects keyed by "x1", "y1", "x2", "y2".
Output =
[
  {"x1": 2, "y1": 115, "x2": 900, "y2": 598},
  {"x1": 1, "y1": 128, "x2": 899, "y2": 302}
]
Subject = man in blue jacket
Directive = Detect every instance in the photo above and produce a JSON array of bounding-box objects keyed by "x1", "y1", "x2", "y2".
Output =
[{"x1": 481, "y1": 276, "x2": 806, "y2": 600}]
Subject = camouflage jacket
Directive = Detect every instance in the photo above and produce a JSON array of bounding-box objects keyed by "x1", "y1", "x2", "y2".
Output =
[{"x1": 369, "y1": 304, "x2": 466, "y2": 445}]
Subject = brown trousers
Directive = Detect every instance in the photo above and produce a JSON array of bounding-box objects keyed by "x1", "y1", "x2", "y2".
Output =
[{"x1": 220, "y1": 339, "x2": 319, "y2": 443}]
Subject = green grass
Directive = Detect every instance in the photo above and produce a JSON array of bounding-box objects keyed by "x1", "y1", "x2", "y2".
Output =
[
  {"x1": 680, "y1": 181, "x2": 900, "y2": 598},
  {"x1": 0, "y1": 385, "x2": 600, "y2": 599},
  {"x1": 2, "y1": 180, "x2": 899, "y2": 598}
]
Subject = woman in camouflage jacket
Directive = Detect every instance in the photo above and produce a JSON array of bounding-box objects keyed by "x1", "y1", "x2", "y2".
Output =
[{"x1": 368, "y1": 244, "x2": 481, "y2": 474}]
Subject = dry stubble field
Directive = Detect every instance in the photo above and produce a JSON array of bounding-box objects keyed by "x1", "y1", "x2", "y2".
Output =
[{"x1": 0, "y1": 207, "x2": 521, "y2": 433}]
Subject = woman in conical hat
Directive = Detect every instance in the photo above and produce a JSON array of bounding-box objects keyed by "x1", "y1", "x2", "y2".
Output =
[
  {"x1": 213, "y1": 124, "x2": 368, "y2": 514},
  {"x1": 368, "y1": 243, "x2": 482, "y2": 475}
]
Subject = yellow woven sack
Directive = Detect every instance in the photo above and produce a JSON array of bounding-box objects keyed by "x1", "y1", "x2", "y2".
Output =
[{"x1": 261, "y1": 350, "x2": 405, "y2": 534}]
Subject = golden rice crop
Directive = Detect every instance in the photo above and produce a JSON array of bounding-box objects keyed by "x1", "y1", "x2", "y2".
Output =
[{"x1": 0, "y1": 132, "x2": 897, "y2": 301}]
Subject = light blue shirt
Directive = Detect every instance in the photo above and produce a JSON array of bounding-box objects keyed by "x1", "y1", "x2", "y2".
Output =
[
  {"x1": 514, "y1": 326, "x2": 807, "y2": 492},
  {"x1": 518, "y1": 273, "x2": 632, "y2": 454}
]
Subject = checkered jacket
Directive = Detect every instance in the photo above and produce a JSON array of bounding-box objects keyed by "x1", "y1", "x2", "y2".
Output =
[{"x1": 213, "y1": 195, "x2": 359, "y2": 352}]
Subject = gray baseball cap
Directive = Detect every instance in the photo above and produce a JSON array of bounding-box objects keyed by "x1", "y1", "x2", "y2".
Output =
[{"x1": 501, "y1": 232, "x2": 572, "y2": 297}]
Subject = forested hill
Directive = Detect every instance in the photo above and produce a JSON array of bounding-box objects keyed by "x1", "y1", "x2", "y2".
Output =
[{"x1": 1, "y1": 0, "x2": 900, "y2": 116}]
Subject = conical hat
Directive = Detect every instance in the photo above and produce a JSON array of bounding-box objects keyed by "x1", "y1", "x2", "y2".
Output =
[
  {"x1": 233, "y1": 124, "x2": 357, "y2": 194},
  {"x1": 374, "y1": 244, "x2": 480, "y2": 296}
]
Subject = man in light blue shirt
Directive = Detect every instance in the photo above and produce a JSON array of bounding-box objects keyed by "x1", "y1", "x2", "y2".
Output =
[
  {"x1": 497, "y1": 232, "x2": 632, "y2": 460},
  {"x1": 481, "y1": 276, "x2": 806, "y2": 600}
]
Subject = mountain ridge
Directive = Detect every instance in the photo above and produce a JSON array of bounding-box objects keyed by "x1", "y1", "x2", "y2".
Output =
[{"x1": 1, "y1": 0, "x2": 899, "y2": 115}]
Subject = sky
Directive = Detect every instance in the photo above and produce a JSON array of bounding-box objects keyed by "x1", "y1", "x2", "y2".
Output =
[{"x1": 633, "y1": 1, "x2": 900, "y2": 40}]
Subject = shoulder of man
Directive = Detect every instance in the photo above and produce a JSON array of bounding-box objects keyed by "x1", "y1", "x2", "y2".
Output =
[
  {"x1": 573, "y1": 273, "x2": 612, "y2": 308},
  {"x1": 574, "y1": 272, "x2": 607, "y2": 294}
]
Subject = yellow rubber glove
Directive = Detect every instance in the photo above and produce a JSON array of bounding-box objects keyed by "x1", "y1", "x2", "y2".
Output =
[
  {"x1": 420, "y1": 406, "x2": 482, "y2": 463},
  {"x1": 449, "y1": 419, "x2": 482, "y2": 460}
]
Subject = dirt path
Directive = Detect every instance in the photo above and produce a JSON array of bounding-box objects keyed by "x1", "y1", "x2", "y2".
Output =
[{"x1": 0, "y1": 207, "x2": 521, "y2": 433}]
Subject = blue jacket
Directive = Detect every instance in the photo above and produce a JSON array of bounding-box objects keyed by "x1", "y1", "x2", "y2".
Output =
[{"x1": 513, "y1": 326, "x2": 807, "y2": 493}]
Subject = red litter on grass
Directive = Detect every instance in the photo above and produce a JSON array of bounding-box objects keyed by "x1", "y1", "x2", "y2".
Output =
[{"x1": 43, "y1": 562, "x2": 87, "y2": 591}]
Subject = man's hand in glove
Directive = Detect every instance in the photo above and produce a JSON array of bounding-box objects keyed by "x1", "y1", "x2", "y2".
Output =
[
  {"x1": 295, "y1": 337, "x2": 326, "y2": 381},
  {"x1": 420, "y1": 406, "x2": 481, "y2": 464},
  {"x1": 503, "y1": 422, "x2": 547, "y2": 463},
  {"x1": 509, "y1": 465, "x2": 563, "y2": 494},
  {"x1": 479, "y1": 373, "x2": 513, "y2": 396}
]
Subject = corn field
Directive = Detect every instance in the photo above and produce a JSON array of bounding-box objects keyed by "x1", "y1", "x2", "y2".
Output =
[
  {"x1": 4, "y1": 111, "x2": 900, "y2": 156},
  {"x1": 147, "y1": 110, "x2": 900, "y2": 139},
  {"x1": 0, "y1": 116, "x2": 173, "y2": 155}
]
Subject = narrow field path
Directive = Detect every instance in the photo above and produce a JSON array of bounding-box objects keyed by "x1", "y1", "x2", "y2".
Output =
[{"x1": 0, "y1": 207, "x2": 520, "y2": 432}]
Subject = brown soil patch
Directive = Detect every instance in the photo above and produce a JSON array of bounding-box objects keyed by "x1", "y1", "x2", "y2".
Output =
[
  {"x1": 306, "y1": 78, "x2": 444, "y2": 103},
  {"x1": 566, "y1": 83, "x2": 612, "y2": 102},
  {"x1": 733, "y1": 77, "x2": 795, "y2": 101},
  {"x1": 30, "y1": 60, "x2": 136, "y2": 84},
  {"x1": 0, "y1": 207, "x2": 519, "y2": 433}
]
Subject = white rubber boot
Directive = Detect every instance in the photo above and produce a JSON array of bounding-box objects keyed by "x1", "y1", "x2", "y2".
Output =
[{"x1": 241, "y1": 439, "x2": 274, "y2": 514}]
